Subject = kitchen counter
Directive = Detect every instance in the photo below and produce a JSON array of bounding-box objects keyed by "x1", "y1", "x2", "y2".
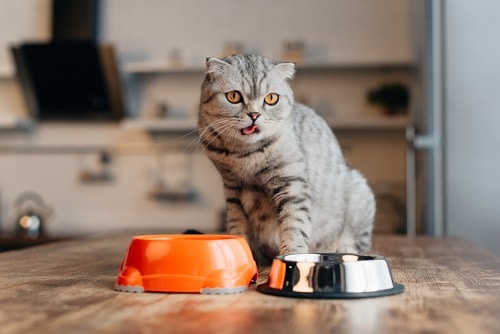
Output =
[
  {"x1": 0, "y1": 235, "x2": 69, "y2": 252},
  {"x1": 0, "y1": 233, "x2": 498, "y2": 333}
]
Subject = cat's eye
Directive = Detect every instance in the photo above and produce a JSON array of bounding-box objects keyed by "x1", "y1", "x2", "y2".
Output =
[
  {"x1": 226, "y1": 91, "x2": 242, "y2": 104},
  {"x1": 264, "y1": 93, "x2": 279, "y2": 106}
]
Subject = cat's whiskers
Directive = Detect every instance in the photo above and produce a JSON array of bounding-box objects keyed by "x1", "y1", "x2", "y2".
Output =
[
  {"x1": 222, "y1": 119, "x2": 247, "y2": 148},
  {"x1": 198, "y1": 119, "x2": 242, "y2": 153},
  {"x1": 184, "y1": 120, "x2": 224, "y2": 154},
  {"x1": 178, "y1": 128, "x2": 204, "y2": 154},
  {"x1": 183, "y1": 135, "x2": 201, "y2": 154},
  {"x1": 186, "y1": 119, "x2": 232, "y2": 153}
]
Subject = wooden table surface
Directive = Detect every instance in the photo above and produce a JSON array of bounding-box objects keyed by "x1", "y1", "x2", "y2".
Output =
[{"x1": 0, "y1": 233, "x2": 498, "y2": 334}]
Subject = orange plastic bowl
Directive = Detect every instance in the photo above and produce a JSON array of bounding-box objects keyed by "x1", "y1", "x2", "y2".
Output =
[{"x1": 114, "y1": 234, "x2": 258, "y2": 294}]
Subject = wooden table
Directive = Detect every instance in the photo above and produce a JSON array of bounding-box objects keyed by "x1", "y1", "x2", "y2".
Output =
[{"x1": 0, "y1": 233, "x2": 498, "y2": 333}]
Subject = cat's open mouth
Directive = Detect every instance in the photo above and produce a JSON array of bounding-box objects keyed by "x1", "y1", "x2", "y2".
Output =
[{"x1": 241, "y1": 124, "x2": 260, "y2": 135}]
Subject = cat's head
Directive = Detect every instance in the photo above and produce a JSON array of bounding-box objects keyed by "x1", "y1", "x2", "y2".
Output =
[{"x1": 199, "y1": 54, "x2": 295, "y2": 145}]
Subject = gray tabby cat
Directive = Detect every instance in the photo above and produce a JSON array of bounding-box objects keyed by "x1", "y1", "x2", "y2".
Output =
[{"x1": 199, "y1": 54, "x2": 375, "y2": 265}]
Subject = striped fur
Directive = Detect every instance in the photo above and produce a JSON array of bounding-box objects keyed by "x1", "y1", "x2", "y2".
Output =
[{"x1": 199, "y1": 54, "x2": 375, "y2": 265}]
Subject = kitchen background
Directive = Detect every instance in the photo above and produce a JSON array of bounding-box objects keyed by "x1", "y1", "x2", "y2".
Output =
[{"x1": 0, "y1": 0, "x2": 499, "y2": 254}]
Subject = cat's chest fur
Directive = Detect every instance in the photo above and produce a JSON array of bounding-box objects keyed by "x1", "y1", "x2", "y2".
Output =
[
  {"x1": 219, "y1": 132, "x2": 307, "y2": 254},
  {"x1": 210, "y1": 128, "x2": 300, "y2": 184}
]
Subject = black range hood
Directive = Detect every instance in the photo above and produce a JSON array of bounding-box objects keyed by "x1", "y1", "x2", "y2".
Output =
[{"x1": 12, "y1": 0, "x2": 124, "y2": 122}]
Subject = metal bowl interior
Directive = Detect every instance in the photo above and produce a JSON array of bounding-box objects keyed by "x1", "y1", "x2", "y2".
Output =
[{"x1": 257, "y1": 253, "x2": 404, "y2": 299}]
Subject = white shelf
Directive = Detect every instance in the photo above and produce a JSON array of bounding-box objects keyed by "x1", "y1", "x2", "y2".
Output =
[
  {"x1": 123, "y1": 61, "x2": 204, "y2": 74},
  {"x1": 121, "y1": 118, "x2": 198, "y2": 133},
  {"x1": 121, "y1": 116, "x2": 408, "y2": 133},
  {"x1": 0, "y1": 115, "x2": 34, "y2": 131},
  {"x1": 298, "y1": 60, "x2": 413, "y2": 71},
  {"x1": 122, "y1": 60, "x2": 414, "y2": 74},
  {"x1": 327, "y1": 116, "x2": 409, "y2": 130}
]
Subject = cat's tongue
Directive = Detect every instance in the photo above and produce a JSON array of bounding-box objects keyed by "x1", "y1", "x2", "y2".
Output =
[{"x1": 241, "y1": 124, "x2": 259, "y2": 135}]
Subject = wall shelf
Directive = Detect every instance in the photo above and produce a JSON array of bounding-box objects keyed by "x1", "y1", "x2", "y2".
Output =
[
  {"x1": 0, "y1": 115, "x2": 34, "y2": 131},
  {"x1": 123, "y1": 61, "x2": 204, "y2": 74},
  {"x1": 121, "y1": 115, "x2": 409, "y2": 133},
  {"x1": 121, "y1": 118, "x2": 198, "y2": 133},
  {"x1": 328, "y1": 115, "x2": 409, "y2": 130},
  {"x1": 122, "y1": 60, "x2": 414, "y2": 75}
]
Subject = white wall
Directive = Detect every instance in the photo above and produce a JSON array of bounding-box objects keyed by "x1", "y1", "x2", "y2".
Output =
[
  {"x1": 0, "y1": 0, "x2": 50, "y2": 120},
  {"x1": 444, "y1": 0, "x2": 500, "y2": 255},
  {"x1": 100, "y1": 0, "x2": 411, "y2": 65},
  {"x1": 0, "y1": 0, "x2": 51, "y2": 74}
]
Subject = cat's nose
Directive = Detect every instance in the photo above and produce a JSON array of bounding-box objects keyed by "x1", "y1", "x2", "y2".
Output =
[{"x1": 247, "y1": 112, "x2": 260, "y2": 121}]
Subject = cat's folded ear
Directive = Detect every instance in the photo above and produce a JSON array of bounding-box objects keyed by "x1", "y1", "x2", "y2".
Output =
[
  {"x1": 205, "y1": 57, "x2": 229, "y2": 74},
  {"x1": 274, "y1": 62, "x2": 296, "y2": 80}
]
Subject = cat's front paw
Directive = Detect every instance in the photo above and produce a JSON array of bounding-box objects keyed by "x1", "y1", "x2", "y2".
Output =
[{"x1": 256, "y1": 265, "x2": 271, "y2": 284}]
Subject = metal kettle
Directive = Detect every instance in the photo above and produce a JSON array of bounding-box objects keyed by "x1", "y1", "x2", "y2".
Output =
[{"x1": 13, "y1": 192, "x2": 53, "y2": 238}]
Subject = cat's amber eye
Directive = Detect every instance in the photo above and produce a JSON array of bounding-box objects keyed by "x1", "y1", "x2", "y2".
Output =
[
  {"x1": 226, "y1": 91, "x2": 242, "y2": 104},
  {"x1": 264, "y1": 93, "x2": 279, "y2": 106}
]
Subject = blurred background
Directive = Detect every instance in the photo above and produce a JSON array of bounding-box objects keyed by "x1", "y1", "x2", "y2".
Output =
[{"x1": 0, "y1": 0, "x2": 498, "y2": 255}]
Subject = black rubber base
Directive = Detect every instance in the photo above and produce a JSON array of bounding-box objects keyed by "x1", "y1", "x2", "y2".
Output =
[{"x1": 256, "y1": 283, "x2": 405, "y2": 299}]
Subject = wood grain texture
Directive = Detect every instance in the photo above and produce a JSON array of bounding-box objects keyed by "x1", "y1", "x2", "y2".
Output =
[{"x1": 0, "y1": 234, "x2": 498, "y2": 334}]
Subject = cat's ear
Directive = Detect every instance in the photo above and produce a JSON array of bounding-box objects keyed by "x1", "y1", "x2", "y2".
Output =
[
  {"x1": 205, "y1": 57, "x2": 229, "y2": 75},
  {"x1": 275, "y1": 62, "x2": 296, "y2": 80}
]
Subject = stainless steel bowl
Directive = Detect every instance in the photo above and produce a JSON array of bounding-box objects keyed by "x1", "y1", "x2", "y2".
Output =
[{"x1": 257, "y1": 253, "x2": 404, "y2": 299}]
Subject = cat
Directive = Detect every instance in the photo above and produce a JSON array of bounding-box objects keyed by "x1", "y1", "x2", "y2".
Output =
[{"x1": 198, "y1": 54, "x2": 375, "y2": 265}]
